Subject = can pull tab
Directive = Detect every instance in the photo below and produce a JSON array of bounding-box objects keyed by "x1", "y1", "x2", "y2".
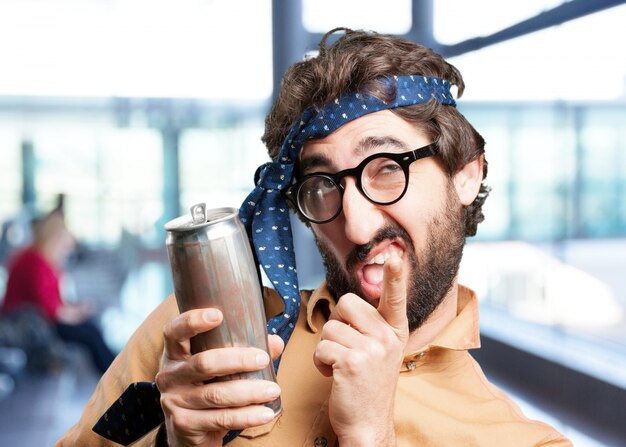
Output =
[{"x1": 190, "y1": 203, "x2": 207, "y2": 224}]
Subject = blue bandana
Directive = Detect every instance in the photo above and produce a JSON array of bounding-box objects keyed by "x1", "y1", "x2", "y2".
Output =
[{"x1": 239, "y1": 75, "x2": 456, "y2": 351}]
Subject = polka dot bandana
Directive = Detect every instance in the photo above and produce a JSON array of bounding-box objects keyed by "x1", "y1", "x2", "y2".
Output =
[{"x1": 239, "y1": 75, "x2": 456, "y2": 351}]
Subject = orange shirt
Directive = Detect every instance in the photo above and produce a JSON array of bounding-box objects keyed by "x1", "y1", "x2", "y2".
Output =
[{"x1": 56, "y1": 284, "x2": 571, "y2": 446}]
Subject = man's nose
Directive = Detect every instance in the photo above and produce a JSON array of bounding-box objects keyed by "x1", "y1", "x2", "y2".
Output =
[{"x1": 340, "y1": 178, "x2": 384, "y2": 245}]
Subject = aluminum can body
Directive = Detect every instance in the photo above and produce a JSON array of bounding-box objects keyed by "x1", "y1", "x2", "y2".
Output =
[{"x1": 165, "y1": 204, "x2": 281, "y2": 415}]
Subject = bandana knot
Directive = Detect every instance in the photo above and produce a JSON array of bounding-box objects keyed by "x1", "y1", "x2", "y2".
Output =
[{"x1": 255, "y1": 161, "x2": 292, "y2": 191}]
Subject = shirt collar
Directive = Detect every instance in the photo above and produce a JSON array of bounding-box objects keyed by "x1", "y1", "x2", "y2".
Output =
[
  {"x1": 422, "y1": 284, "x2": 481, "y2": 352},
  {"x1": 305, "y1": 283, "x2": 481, "y2": 369}
]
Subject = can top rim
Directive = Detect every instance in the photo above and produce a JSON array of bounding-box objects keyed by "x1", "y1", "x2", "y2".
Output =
[{"x1": 164, "y1": 206, "x2": 239, "y2": 232}]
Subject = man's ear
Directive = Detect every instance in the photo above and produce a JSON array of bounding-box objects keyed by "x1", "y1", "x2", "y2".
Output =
[{"x1": 453, "y1": 155, "x2": 484, "y2": 206}]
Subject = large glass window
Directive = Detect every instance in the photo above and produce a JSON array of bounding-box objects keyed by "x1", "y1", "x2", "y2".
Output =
[
  {"x1": 32, "y1": 125, "x2": 163, "y2": 245},
  {"x1": 0, "y1": 0, "x2": 274, "y2": 249},
  {"x1": 434, "y1": 0, "x2": 563, "y2": 44},
  {"x1": 0, "y1": 0, "x2": 272, "y2": 100},
  {"x1": 441, "y1": 3, "x2": 626, "y2": 359},
  {"x1": 436, "y1": 2, "x2": 626, "y2": 101},
  {"x1": 179, "y1": 121, "x2": 270, "y2": 211},
  {"x1": 580, "y1": 108, "x2": 626, "y2": 237},
  {"x1": 0, "y1": 129, "x2": 21, "y2": 223}
]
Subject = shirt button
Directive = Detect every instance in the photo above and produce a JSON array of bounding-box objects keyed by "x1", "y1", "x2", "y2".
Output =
[
  {"x1": 314, "y1": 436, "x2": 328, "y2": 447},
  {"x1": 406, "y1": 361, "x2": 417, "y2": 370},
  {"x1": 418, "y1": 351, "x2": 426, "y2": 358}
]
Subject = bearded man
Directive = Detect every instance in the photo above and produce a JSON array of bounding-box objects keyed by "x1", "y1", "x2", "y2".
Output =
[{"x1": 57, "y1": 28, "x2": 571, "y2": 447}]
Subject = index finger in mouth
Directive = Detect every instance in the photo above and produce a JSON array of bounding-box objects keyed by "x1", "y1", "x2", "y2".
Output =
[{"x1": 376, "y1": 252, "x2": 409, "y2": 335}]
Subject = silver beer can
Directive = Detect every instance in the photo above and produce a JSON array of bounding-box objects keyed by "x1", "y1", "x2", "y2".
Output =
[{"x1": 165, "y1": 203, "x2": 281, "y2": 416}]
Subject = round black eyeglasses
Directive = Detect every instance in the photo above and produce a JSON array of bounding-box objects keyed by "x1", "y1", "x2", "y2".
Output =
[{"x1": 282, "y1": 143, "x2": 439, "y2": 224}]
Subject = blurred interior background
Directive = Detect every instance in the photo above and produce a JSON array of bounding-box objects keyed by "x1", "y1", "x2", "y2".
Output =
[{"x1": 0, "y1": 0, "x2": 625, "y2": 446}]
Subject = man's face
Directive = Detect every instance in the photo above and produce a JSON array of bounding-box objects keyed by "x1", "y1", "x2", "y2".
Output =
[{"x1": 298, "y1": 110, "x2": 466, "y2": 332}]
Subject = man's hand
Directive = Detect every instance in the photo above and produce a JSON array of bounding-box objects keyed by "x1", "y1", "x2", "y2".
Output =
[
  {"x1": 313, "y1": 253, "x2": 409, "y2": 446},
  {"x1": 155, "y1": 308, "x2": 284, "y2": 447}
]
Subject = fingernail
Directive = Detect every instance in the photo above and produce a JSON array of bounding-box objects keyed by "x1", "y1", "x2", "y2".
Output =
[
  {"x1": 256, "y1": 352, "x2": 269, "y2": 367},
  {"x1": 203, "y1": 309, "x2": 219, "y2": 322},
  {"x1": 265, "y1": 383, "x2": 280, "y2": 399}
]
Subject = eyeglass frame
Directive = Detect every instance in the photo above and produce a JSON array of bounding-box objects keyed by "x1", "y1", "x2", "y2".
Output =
[{"x1": 282, "y1": 142, "x2": 439, "y2": 224}]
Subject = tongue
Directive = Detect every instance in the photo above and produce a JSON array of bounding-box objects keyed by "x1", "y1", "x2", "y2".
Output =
[{"x1": 362, "y1": 263, "x2": 384, "y2": 286}]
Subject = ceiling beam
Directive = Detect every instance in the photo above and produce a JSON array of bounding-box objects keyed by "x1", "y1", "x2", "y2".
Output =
[{"x1": 441, "y1": 0, "x2": 626, "y2": 57}]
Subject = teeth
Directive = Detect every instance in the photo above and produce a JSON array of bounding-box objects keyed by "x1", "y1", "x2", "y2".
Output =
[
  {"x1": 366, "y1": 254, "x2": 386, "y2": 265},
  {"x1": 366, "y1": 249, "x2": 404, "y2": 265}
]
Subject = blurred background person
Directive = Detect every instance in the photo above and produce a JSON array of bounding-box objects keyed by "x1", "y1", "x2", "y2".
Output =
[{"x1": 1, "y1": 207, "x2": 115, "y2": 375}]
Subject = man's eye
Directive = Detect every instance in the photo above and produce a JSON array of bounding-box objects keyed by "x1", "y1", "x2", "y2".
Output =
[
  {"x1": 367, "y1": 159, "x2": 401, "y2": 178},
  {"x1": 379, "y1": 162, "x2": 401, "y2": 174},
  {"x1": 321, "y1": 177, "x2": 335, "y2": 189}
]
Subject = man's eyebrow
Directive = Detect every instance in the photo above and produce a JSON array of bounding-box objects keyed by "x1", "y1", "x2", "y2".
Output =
[
  {"x1": 353, "y1": 136, "x2": 410, "y2": 156},
  {"x1": 298, "y1": 135, "x2": 410, "y2": 175},
  {"x1": 298, "y1": 153, "x2": 332, "y2": 175}
]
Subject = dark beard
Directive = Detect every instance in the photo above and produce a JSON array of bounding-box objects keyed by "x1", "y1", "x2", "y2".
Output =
[{"x1": 314, "y1": 186, "x2": 466, "y2": 332}]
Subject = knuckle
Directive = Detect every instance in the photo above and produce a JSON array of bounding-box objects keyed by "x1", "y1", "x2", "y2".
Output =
[
  {"x1": 244, "y1": 409, "x2": 262, "y2": 428},
  {"x1": 341, "y1": 293, "x2": 359, "y2": 306},
  {"x1": 162, "y1": 320, "x2": 175, "y2": 339},
  {"x1": 315, "y1": 339, "x2": 330, "y2": 354},
  {"x1": 203, "y1": 385, "x2": 226, "y2": 406},
  {"x1": 192, "y1": 351, "x2": 213, "y2": 373},
  {"x1": 238, "y1": 350, "x2": 250, "y2": 369},
  {"x1": 387, "y1": 269, "x2": 403, "y2": 283},
  {"x1": 313, "y1": 343, "x2": 328, "y2": 367},
  {"x1": 180, "y1": 311, "x2": 196, "y2": 329},
  {"x1": 163, "y1": 311, "x2": 194, "y2": 340},
  {"x1": 343, "y1": 351, "x2": 365, "y2": 373},
  {"x1": 320, "y1": 320, "x2": 336, "y2": 338},
  {"x1": 268, "y1": 335, "x2": 285, "y2": 359},
  {"x1": 378, "y1": 327, "x2": 396, "y2": 345},
  {"x1": 241, "y1": 349, "x2": 260, "y2": 370},
  {"x1": 169, "y1": 412, "x2": 187, "y2": 432},
  {"x1": 371, "y1": 341, "x2": 388, "y2": 359},
  {"x1": 159, "y1": 394, "x2": 176, "y2": 414},
  {"x1": 214, "y1": 410, "x2": 234, "y2": 430},
  {"x1": 313, "y1": 344, "x2": 322, "y2": 362},
  {"x1": 154, "y1": 371, "x2": 168, "y2": 391}
]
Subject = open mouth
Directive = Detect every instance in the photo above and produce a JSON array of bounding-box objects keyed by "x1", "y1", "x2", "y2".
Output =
[{"x1": 357, "y1": 240, "x2": 405, "y2": 299}]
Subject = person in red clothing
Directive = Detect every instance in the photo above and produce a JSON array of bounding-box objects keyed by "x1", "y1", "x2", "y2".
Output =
[{"x1": 1, "y1": 209, "x2": 115, "y2": 374}]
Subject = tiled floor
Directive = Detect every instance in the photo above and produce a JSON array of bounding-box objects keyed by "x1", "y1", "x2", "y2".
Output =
[{"x1": 0, "y1": 350, "x2": 99, "y2": 446}]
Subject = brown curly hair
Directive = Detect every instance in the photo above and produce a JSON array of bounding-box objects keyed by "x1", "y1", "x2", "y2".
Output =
[{"x1": 262, "y1": 28, "x2": 489, "y2": 236}]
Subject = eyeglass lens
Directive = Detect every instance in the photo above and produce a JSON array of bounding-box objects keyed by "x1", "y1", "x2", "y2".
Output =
[
  {"x1": 298, "y1": 176, "x2": 342, "y2": 223},
  {"x1": 297, "y1": 155, "x2": 407, "y2": 222}
]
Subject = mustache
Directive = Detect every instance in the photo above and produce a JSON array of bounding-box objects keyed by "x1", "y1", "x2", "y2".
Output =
[{"x1": 345, "y1": 224, "x2": 413, "y2": 271}]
